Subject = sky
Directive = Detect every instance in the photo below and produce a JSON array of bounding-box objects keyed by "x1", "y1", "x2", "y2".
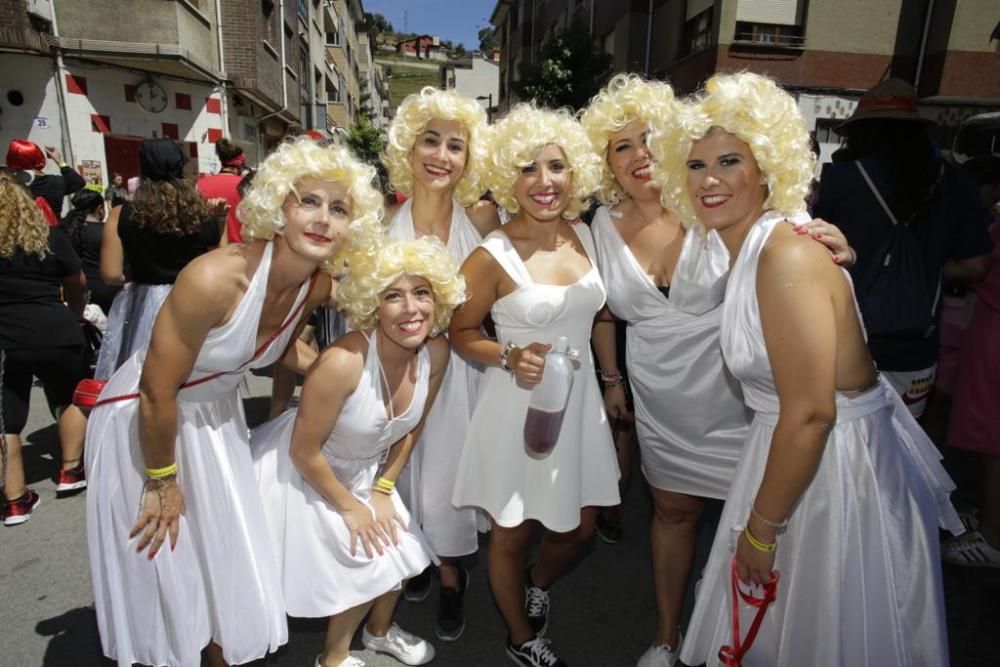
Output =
[{"x1": 362, "y1": 0, "x2": 499, "y2": 49}]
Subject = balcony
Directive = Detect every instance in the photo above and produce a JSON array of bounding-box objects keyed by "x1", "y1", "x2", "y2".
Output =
[{"x1": 732, "y1": 23, "x2": 806, "y2": 51}]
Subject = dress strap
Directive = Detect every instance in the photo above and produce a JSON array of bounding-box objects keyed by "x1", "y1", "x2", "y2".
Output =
[
  {"x1": 388, "y1": 199, "x2": 416, "y2": 240},
  {"x1": 568, "y1": 221, "x2": 600, "y2": 268},
  {"x1": 480, "y1": 229, "x2": 533, "y2": 287}
]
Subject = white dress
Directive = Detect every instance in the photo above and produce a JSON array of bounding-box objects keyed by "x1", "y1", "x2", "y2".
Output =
[
  {"x1": 591, "y1": 206, "x2": 749, "y2": 499},
  {"x1": 252, "y1": 332, "x2": 435, "y2": 617},
  {"x1": 386, "y1": 198, "x2": 485, "y2": 557},
  {"x1": 452, "y1": 225, "x2": 620, "y2": 532},
  {"x1": 85, "y1": 242, "x2": 300, "y2": 667},
  {"x1": 680, "y1": 212, "x2": 964, "y2": 667}
]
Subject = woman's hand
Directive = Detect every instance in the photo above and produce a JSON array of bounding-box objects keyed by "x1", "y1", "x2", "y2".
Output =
[
  {"x1": 370, "y1": 491, "x2": 405, "y2": 547},
  {"x1": 206, "y1": 197, "x2": 230, "y2": 217},
  {"x1": 603, "y1": 384, "x2": 633, "y2": 424},
  {"x1": 510, "y1": 342, "x2": 551, "y2": 385},
  {"x1": 735, "y1": 518, "x2": 777, "y2": 586},
  {"x1": 44, "y1": 145, "x2": 63, "y2": 164},
  {"x1": 341, "y1": 498, "x2": 387, "y2": 558},
  {"x1": 797, "y1": 218, "x2": 856, "y2": 267},
  {"x1": 129, "y1": 477, "x2": 185, "y2": 559}
]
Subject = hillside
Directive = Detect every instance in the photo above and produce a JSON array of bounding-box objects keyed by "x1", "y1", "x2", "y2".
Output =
[{"x1": 379, "y1": 61, "x2": 441, "y2": 110}]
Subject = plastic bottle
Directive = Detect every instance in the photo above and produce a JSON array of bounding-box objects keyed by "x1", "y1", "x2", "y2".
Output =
[{"x1": 523, "y1": 336, "x2": 575, "y2": 458}]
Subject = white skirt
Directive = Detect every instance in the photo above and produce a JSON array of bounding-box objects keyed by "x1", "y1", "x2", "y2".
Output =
[
  {"x1": 252, "y1": 411, "x2": 435, "y2": 617},
  {"x1": 94, "y1": 282, "x2": 171, "y2": 379},
  {"x1": 680, "y1": 382, "x2": 959, "y2": 666},
  {"x1": 85, "y1": 356, "x2": 288, "y2": 667}
]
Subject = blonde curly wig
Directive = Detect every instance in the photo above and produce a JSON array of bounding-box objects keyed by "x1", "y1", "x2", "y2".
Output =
[
  {"x1": 338, "y1": 235, "x2": 467, "y2": 337},
  {"x1": 484, "y1": 103, "x2": 601, "y2": 220},
  {"x1": 0, "y1": 171, "x2": 50, "y2": 260},
  {"x1": 580, "y1": 74, "x2": 676, "y2": 206},
  {"x1": 239, "y1": 136, "x2": 384, "y2": 269},
  {"x1": 383, "y1": 87, "x2": 489, "y2": 207},
  {"x1": 650, "y1": 72, "x2": 815, "y2": 227}
]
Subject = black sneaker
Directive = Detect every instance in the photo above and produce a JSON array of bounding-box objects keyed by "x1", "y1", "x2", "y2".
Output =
[
  {"x1": 524, "y1": 567, "x2": 549, "y2": 637},
  {"x1": 404, "y1": 567, "x2": 432, "y2": 603},
  {"x1": 506, "y1": 636, "x2": 567, "y2": 667},
  {"x1": 435, "y1": 564, "x2": 470, "y2": 641}
]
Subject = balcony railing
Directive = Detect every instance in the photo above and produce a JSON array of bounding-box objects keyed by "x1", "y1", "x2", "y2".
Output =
[{"x1": 732, "y1": 30, "x2": 806, "y2": 50}]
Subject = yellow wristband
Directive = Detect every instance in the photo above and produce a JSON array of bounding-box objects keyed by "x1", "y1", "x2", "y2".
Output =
[
  {"x1": 374, "y1": 476, "x2": 395, "y2": 492},
  {"x1": 144, "y1": 462, "x2": 178, "y2": 479},
  {"x1": 743, "y1": 527, "x2": 776, "y2": 553}
]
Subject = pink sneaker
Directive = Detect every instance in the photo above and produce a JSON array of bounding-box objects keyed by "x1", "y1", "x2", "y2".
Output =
[{"x1": 3, "y1": 489, "x2": 41, "y2": 526}]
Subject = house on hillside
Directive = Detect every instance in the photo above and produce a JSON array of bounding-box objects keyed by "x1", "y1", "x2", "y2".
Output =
[{"x1": 396, "y1": 34, "x2": 446, "y2": 60}]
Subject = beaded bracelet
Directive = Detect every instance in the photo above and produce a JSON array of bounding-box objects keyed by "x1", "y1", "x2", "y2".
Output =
[
  {"x1": 599, "y1": 370, "x2": 624, "y2": 388},
  {"x1": 743, "y1": 527, "x2": 777, "y2": 553},
  {"x1": 144, "y1": 462, "x2": 178, "y2": 480},
  {"x1": 499, "y1": 342, "x2": 518, "y2": 374},
  {"x1": 751, "y1": 504, "x2": 789, "y2": 531}
]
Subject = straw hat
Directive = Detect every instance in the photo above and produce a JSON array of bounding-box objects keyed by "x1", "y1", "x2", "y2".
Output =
[{"x1": 838, "y1": 77, "x2": 934, "y2": 129}]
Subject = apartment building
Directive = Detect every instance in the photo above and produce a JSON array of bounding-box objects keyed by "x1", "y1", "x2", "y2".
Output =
[
  {"x1": 324, "y1": 0, "x2": 363, "y2": 129},
  {"x1": 0, "y1": 0, "x2": 369, "y2": 186},
  {"x1": 358, "y1": 29, "x2": 390, "y2": 130},
  {"x1": 491, "y1": 0, "x2": 1000, "y2": 159}
]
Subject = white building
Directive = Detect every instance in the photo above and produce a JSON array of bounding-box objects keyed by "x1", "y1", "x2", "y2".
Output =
[{"x1": 441, "y1": 55, "x2": 499, "y2": 119}]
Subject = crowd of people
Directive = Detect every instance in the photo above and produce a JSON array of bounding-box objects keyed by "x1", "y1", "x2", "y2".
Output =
[{"x1": 0, "y1": 68, "x2": 996, "y2": 667}]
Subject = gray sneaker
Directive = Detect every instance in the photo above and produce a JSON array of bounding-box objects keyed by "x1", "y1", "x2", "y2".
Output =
[{"x1": 362, "y1": 623, "x2": 435, "y2": 665}]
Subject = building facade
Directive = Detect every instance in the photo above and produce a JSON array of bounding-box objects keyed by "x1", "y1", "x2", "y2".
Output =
[
  {"x1": 1, "y1": 0, "x2": 372, "y2": 188},
  {"x1": 441, "y1": 55, "x2": 500, "y2": 119},
  {"x1": 324, "y1": 0, "x2": 364, "y2": 130},
  {"x1": 491, "y1": 0, "x2": 1000, "y2": 159}
]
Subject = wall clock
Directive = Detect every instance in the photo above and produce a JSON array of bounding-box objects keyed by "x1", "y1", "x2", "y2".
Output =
[{"x1": 135, "y1": 80, "x2": 167, "y2": 113}]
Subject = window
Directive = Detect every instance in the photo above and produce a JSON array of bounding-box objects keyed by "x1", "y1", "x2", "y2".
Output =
[
  {"x1": 262, "y1": 0, "x2": 277, "y2": 44},
  {"x1": 680, "y1": 7, "x2": 713, "y2": 57},
  {"x1": 297, "y1": 0, "x2": 308, "y2": 21},
  {"x1": 814, "y1": 118, "x2": 841, "y2": 145},
  {"x1": 734, "y1": 21, "x2": 804, "y2": 48},
  {"x1": 284, "y1": 25, "x2": 294, "y2": 67}
]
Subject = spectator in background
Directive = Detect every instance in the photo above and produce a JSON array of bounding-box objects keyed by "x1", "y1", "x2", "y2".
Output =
[
  {"x1": 95, "y1": 139, "x2": 223, "y2": 379},
  {"x1": 60, "y1": 189, "x2": 120, "y2": 315},
  {"x1": 198, "y1": 137, "x2": 246, "y2": 244},
  {"x1": 5, "y1": 139, "x2": 85, "y2": 217},
  {"x1": 814, "y1": 78, "x2": 993, "y2": 417},
  {"x1": 0, "y1": 171, "x2": 90, "y2": 526},
  {"x1": 104, "y1": 172, "x2": 128, "y2": 208},
  {"x1": 943, "y1": 155, "x2": 1000, "y2": 567}
]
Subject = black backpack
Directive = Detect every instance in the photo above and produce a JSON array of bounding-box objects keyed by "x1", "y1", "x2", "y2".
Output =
[{"x1": 855, "y1": 161, "x2": 944, "y2": 338}]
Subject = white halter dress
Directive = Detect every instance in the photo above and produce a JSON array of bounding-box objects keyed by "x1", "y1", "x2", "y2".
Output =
[
  {"x1": 591, "y1": 206, "x2": 749, "y2": 499},
  {"x1": 251, "y1": 332, "x2": 434, "y2": 617},
  {"x1": 452, "y1": 225, "x2": 620, "y2": 532},
  {"x1": 386, "y1": 198, "x2": 486, "y2": 557},
  {"x1": 680, "y1": 212, "x2": 964, "y2": 667},
  {"x1": 85, "y1": 242, "x2": 303, "y2": 667}
]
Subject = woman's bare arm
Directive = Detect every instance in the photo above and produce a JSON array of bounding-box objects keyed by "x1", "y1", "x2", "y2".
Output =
[
  {"x1": 738, "y1": 235, "x2": 840, "y2": 584},
  {"x1": 99, "y1": 205, "x2": 125, "y2": 285}
]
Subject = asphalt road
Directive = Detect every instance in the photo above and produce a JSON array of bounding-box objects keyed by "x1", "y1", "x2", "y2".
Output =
[{"x1": 2, "y1": 374, "x2": 996, "y2": 666}]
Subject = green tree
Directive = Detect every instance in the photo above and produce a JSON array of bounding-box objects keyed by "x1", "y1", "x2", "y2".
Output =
[
  {"x1": 512, "y1": 18, "x2": 613, "y2": 111},
  {"x1": 453, "y1": 43, "x2": 468, "y2": 58},
  {"x1": 345, "y1": 114, "x2": 385, "y2": 165},
  {"x1": 478, "y1": 26, "x2": 497, "y2": 52},
  {"x1": 364, "y1": 12, "x2": 394, "y2": 38}
]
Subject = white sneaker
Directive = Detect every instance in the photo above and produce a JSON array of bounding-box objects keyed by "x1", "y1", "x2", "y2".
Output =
[
  {"x1": 362, "y1": 623, "x2": 435, "y2": 665},
  {"x1": 315, "y1": 654, "x2": 366, "y2": 667},
  {"x1": 636, "y1": 635, "x2": 681, "y2": 667}
]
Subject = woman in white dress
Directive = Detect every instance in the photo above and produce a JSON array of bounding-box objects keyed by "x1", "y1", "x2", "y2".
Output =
[
  {"x1": 85, "y1": 137, "x2": 383, "y2": 667},
  {"x1": 581, "y1": 74, "x2": 855, "y2": 667},
  {"x1": 253, "y1": 236, "x2": 464, "y2": 667},
  {"x1": 382, "y1": 87, "x2": 500, "y2": 638},
  {"x1": 450, "y1": 104, "x2": 620, "y2": 667},
  {"x1": 653, "y1": 72, "x2": 963, "y2": 666}
]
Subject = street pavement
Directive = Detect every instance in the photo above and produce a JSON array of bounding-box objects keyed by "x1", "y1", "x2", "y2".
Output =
[{"x1": 2, "y1": 374, "x2": 997, "y2": 666}]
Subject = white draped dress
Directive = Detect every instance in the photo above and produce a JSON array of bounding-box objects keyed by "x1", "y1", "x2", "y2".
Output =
[
  {"x1": 386, "y1": 198, "x2": 485, "y2": 557},
  {"x1": 591, "y1": 206, "x2": 749, "y2": 499},
  {"x1": 251, "y1": 332, "x2": 435, "y2": 617},
  {"x1": 680, "y1": 212, "x2": 964, "y2": 667},
  {"x1": 452, "y1": 225, "x2": 620, "y2": 532},
  {"x1": 85, "y1": 242, "x2": 300, "y2": 667}
]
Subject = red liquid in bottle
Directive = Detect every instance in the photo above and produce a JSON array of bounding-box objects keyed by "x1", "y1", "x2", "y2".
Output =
[{"x1": 524, "y1": 407, "x2": 565, "y2": 458}]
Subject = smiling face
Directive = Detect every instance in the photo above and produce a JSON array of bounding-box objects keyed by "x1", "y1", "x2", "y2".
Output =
[
  {"x1": 514, "y1": 143, "x2": 573, "y2": 222},
  {"x1": 685, "y1": 127, "x2": 768, "y2": 233},
  {"x1": 409, "y1": 117, "x2": 469, "y2": 193},
  {"x1": 608, "y1": 120, "x2": 660, "y2": 202},
  {"x1": 280, "y1": 177, "x2": 354, "y2": 264},
  {"x1": 377, "y1": 274, "x2": 436, "y2": 349}
]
